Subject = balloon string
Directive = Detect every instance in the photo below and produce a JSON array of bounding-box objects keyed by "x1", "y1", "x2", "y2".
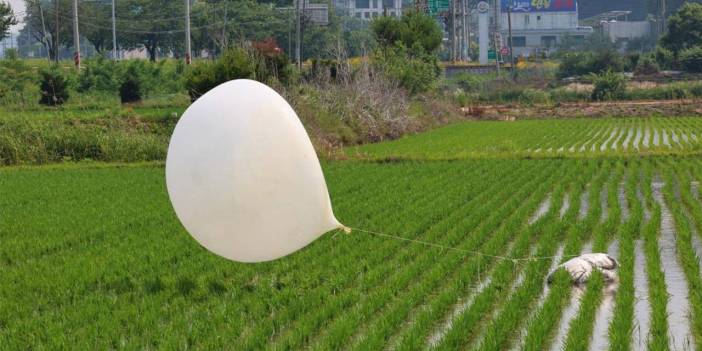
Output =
[{"x1": 346, "y1": 227, "x2": 578, "y2": 263}]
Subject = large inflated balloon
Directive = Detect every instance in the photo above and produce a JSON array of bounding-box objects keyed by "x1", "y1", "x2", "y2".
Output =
[{"x1": 166, "y1": 79, "x2": 344, "y2": 263}]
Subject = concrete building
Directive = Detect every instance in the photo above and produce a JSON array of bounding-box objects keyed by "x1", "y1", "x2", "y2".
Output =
[
  {"x1": 337, "y1": 0, "x2": 403, "y2": 20},
  {"x1": 602, "y1": 20, "x2": 651, "y2": 42},
  {"x1": 498, "y1": 0, "x2": 593, "y2": 57}
]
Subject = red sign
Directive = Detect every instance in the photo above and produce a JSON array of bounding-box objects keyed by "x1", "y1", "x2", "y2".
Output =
[{"x1": 500, "y1": 47, "x2": 510, "y2": 56}]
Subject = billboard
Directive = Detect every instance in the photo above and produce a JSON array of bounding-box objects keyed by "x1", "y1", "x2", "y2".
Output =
[{"x1": 501, "y1": 0, "x2": 576, "y2": 12}]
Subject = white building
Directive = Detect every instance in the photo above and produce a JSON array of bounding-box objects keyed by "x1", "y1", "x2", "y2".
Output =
[
  {"x1": 337, "y1": 0, "x2": 403, "y2": 20},
  {"x1": 499, "y1": 0, "x2": 592, "y2": 57}
]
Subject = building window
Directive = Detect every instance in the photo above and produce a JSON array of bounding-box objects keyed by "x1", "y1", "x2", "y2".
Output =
[
  {"x1": 383, "y1": 0, "x2": 394, "y2": 8},
  {"x1": 536, "y1": 15, "x2": 541, "y2": 21},
  {"x1": 373, "y1": 0, "x2": 378, "y2": 8},
  {"x1": 355, "y1": 0, "x2": 369, "y2": 9},
  {"x1": 355, "y1": 12, "x2": 362, "y2": 17},
  {"x1": 541, "y1": 35, "x2": 557, "y2": 48},
  {"x1": 372, "y1": 12, "x2": 378, "y2": 17},
  {"x1": 512, "y1": 36, "x2": 526, "y2": 47},
  {"x1": 364, "y1": 12, "x2": 370, "y2": 18},
  {"x1": 524, "y1": 14, "x2": 529, "y2": 25}
]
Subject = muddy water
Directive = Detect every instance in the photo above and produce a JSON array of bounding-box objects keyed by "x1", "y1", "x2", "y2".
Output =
[
  {"x1": 662, "y1": 130, "x2": 671, "y2": 148},
  {"x1": 681, "y1": 132, "x2": 690, "y2": 146},
  {"x1": 601, "y1": 128, "x2": 619, "y2": 151},
  {"x1": 652, "y1": 182, "x2": 694, "y2": 351},
  {"x1": 612, "y1": 128, "x2": 627, "y2": 150},
  {"x1": 653, "y1": 129, "x2": 661, "y2": 147},
  {"x1": 579, "y1": 190, "x2": 591, "y2": 220},
  {"x1": 560, "y1": 193, "x2": 571, "y2": 219},
  {"x1": 692, "y1": 181, "x2": 700, "y2": 200},
  {"x1": 633, "y1": 240, "x2": 652, "y2": 351},
  {"x1": 619, "y1": 182, "x2": 630, "y2": 222},
  {"x1": 637, "y1": 185, "x2": 652, "y2": 222},
  {"x1": 634, "y1": 128, "x2": 643, "y2": 150},
  {"x1": 601, "y1": 185, "x2": 609, "y2": 223},
  {"x1": 531, "y1": 195, "x2": 552, "y2": 224},
  {"x1": 622, "y1": 129, "x2": 634, "y2": 150},
  {"x1": 510, "y1": 245, "x2": 566, "y2": 351},
  {"x1": 691, "y1": 132, "x2": 699, "y2": 143},
  {"x1": 671, "y1": 130, "x2": 681, "y2": 148},
  {"x1": 427, "y1": 277, "x2": 493, "y2": 347},
  {"x1": 589, "y1": 240, "x2": 620, "y2": 351},
  {"x1": 581, "y1": 130, "x2": 602, "y2": 152},
  {"x1": 549, "y1": 242, "x2": 593, "y2": 351},
  {"x1": 643, "y1": 128, "x2": 651, "y2": 148}
]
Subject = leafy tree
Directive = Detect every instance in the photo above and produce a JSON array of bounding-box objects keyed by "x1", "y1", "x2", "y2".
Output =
[
  {"x1": 679, "y1": 46, "x2": 702, "y2": 73},
  {"x1": 0, "y1": 0, "x2": 17, "y2": 41},
  {"x1": 660, "y1": 2, "x2": 702, "y2": 54},
  {"x1": 371, "y1": 11, "x2": 442, "y2": 54},
  {"x1": 22, "y1": 0, "x2": 73, "y2": 61},
  {"x1": 370, "y1": 11, "x2": 442, "y2": 94},
  {"x1": 118, "y1": 0, "x2": 183, "y2": 61}
]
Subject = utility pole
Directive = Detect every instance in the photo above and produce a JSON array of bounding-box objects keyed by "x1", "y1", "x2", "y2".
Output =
[
  {"x1": 185, "y1": 0, "x2": 191, "y2": 64},
  {"x1": 55, "y1": 0, "x2": 59, "y2": 63},
  {"x1": 72, "y1": 0, "x2": 80, "y2": 69},
  {"x1": 111, "y1": 0, "x2": 117, "y2": 60},
  {"x1": 507, "y1": 0, "x2": 515, "y2": 80},
  {"x1": 295, "y1": 0, "x2": 301, "y2": 67}
]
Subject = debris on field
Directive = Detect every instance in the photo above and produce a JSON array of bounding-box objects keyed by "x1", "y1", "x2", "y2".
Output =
[{"x1": 547, "y1": 253, "x2": 619, "y2": 285}]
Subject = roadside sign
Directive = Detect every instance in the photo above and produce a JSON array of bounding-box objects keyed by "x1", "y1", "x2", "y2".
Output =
[
  {"x1": 488, "y1": 50, "x2": 496, "y2": 60},
  {"x1": 500, "y1": 47, "x2": 510, "y2": 56}
]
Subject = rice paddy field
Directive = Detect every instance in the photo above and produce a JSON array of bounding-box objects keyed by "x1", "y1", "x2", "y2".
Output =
[{"x1": 4, "y1": 117, "x2": 702, "y2": 350}]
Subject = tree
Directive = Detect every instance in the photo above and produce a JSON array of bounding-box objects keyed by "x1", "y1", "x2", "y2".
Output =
[
  {"x1": 22, "y1": 0, "x2": 73, "y2": 61},
  {"x1": 371, "y1": 11, "x2": 442, "y2": 54},
  {"x1": 0, "y1": 0, "x2": 18, "y2": 42},
  {"x1": 117, "y1": 0, "x2": 183, "y2": 61},
  {"x1": 660, "y1": 2, "x2": 702, "y2": 54}
]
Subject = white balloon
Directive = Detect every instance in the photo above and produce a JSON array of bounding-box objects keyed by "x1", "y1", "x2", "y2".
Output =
[{"x1": 166, "y1": 79, "x2": 343, "y2": 263}]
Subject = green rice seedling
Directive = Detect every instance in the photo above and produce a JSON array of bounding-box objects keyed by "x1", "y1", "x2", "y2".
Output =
[
  {"x1": 304, "y1": 163, "x2": 566, "y2": 351},
  {"x1": 640, "y1": 160, "x2": 670, "y2": 350},
  {"x1": 476, "y1": 166, "x2": 589, "y2": 351},
  {"x1": 562, "y1": 271, "x2": 606, "y2": 351},
  {"x1": 607, "y1": 161, "x2": 642, "y2": 351},
  {"x1": 663, "y1": 161, "x2": 702, "y2": 349}
]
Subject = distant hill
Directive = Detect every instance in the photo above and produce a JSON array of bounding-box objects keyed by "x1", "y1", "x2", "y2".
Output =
[{"x1": 578, "y1": 0, "x2": 648, "y2": 20}]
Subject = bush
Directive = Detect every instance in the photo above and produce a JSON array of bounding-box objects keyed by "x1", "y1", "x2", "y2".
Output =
[
  {"x1": 590, "y1": 70, "x2": 627, "y2": 101},
  {"x1": 119, "y1": 65, "x2": 143, "y2": 103},
  {"x1": 654, "y1": 47, "x2": 675, "y2": 70},
  {"x1": 373, "y1": 43, "x2": 439, "y2": 94},
  {"x1": 680, "y1": 46, "x2": 702, "y2": 73},
  {"x1": 77, "y1": 57, "x2": 119, "y2": 92},
  {"x1": 38, "y1": 67, "x2": 69, "y2": 106},
  {"x1": 184, "y1": 45, "x2": 290, "y2": 101},
  {"x1": 634, "y1": 55, "x2": 660, "y2": 75},
  {"x1": 0, "y1": 50, "x2": 34, "y2": 105},
  {"x1": 557, "y1": 50, "x2": 624, "y2": 78}
]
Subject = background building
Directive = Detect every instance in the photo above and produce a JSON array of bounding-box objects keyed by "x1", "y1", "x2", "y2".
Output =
[
  {"x1": 499, "y1": 0, "x2": 592, "y2": 57},
  {"x1": 337, "y1": 0, "x2": 404, "y2": 19}
]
